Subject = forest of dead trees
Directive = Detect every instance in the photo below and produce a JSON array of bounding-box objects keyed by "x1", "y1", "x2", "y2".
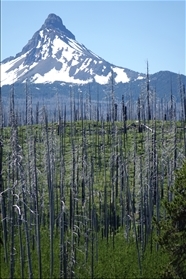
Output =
[{"x1": 0, "y1": 70, "x2": 186, "y2": 278}]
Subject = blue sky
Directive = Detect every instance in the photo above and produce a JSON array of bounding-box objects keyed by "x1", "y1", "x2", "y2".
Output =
[{"x1": 1, "y1": 0, "x2": 185, "y2": 75}]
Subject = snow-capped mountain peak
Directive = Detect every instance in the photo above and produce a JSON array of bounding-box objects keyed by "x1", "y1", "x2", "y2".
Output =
[{"x1": 1, "y1": 14, "x2": 145, "y2": 86}]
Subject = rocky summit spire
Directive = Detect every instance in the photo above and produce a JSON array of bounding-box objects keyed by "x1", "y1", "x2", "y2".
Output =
[
  {"x1": 41, "y1": 13, "x2": 75, "y2": 40},
  {"x1": 42, "y1": 13, "x2": 64, "y2": 30}
]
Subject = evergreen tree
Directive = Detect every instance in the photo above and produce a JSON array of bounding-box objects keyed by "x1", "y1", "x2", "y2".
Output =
[{"x1": 155, "y1": 162, "x2": 186, "y2": 278}]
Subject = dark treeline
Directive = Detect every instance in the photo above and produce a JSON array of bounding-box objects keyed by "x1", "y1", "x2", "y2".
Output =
[{"x1": 1, "y1": 84, "x2": 186, "y2": 127}]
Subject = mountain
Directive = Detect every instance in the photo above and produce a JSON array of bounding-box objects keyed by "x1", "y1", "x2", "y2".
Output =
[
  {"x1": 1, "y1": 13, "x2": 185, "y2": 104},
  {"x1": 1, "y1": 13, "x2": 145, "y2": 87}
]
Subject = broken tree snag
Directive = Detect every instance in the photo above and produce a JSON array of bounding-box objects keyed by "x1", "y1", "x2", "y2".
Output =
[
  {"x1": 0, "y1": 141, "x2": 2, "y2": 194},
  {"x1": 114, "y1": 103, "x2": 118, "y2": 121},
  {"x1": 0, "y1": 141, "x2": 3, "y2": 226}
]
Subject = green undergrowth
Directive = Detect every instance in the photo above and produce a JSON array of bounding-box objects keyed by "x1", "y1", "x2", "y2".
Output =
[{"x1": 0, "y1": 227, "x2": 169, "y2": 279}]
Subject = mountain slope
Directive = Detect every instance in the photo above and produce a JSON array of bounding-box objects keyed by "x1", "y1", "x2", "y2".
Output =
[{"x1": 1, "y1": 13, "x2": 145, "y2": 87}]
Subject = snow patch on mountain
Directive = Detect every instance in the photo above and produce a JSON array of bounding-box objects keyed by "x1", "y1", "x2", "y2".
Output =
[
  {"x1": 94, "y1": 72, "x2": 112, "y2": 85},
  {"x1": 112, "y1": 67, "x2": 130, "y2": 83},
  {"x1": 1, "y1": 52, "x2": 29, "y2": 86},
  {"x1": 137, "y1": 75, "x2": 145, "y2": 80},
  {"x1": 31, "y1": 68, "x2": 93, "y2": 84}
]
